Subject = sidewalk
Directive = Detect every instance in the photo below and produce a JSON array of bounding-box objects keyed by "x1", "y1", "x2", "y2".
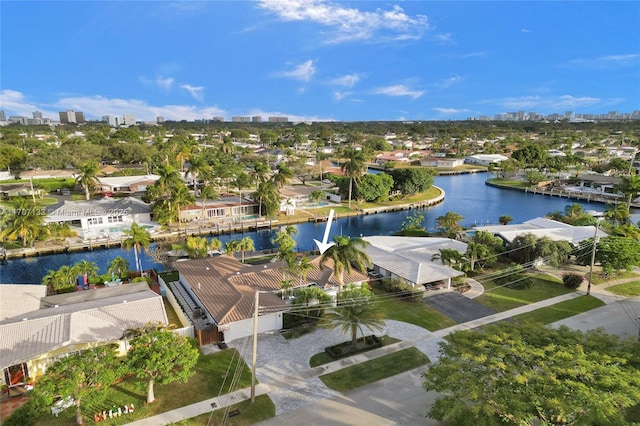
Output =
[{"x1": 126, "y1": 290, "x2": 592, "y2": 426}]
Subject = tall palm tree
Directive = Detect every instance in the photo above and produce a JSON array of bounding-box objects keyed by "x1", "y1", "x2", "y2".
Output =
[
  {"x1": 435, "y1": 211, "x2": 464, "y2": 239},
  {"x1": 341, "y1": 148, "x2": 367, "y2": 208},
  {"x1": 237, "y1": 236, "x2": 255, "y2": 263},
  {"x1": 252, "y1": 180, "x2": 280, "y2": 218},
  {"x1": 321, "y1": 286, "x2": 385, "y2": 347},
  {"x1": 320, "y1": 235, "x2": 371, "y2": 293},
  {"x1": 185, "y1": 236, "x2": 209, "y2": 259},
  {"x1": 294, "y1": 256, "x2": 315, "y2": 285},
  {"x1": 272, "y1": 164, "x2": 294, "y2": 188},
  {"x1": 224, "y1": 239, "x2": 241, "y2": 259},
  {"x1": 107, "y1": 256, "x2": 130, "y2": 279},
  {"x1": 170, "y1": 183, "x2": 195, "y2": 228},
  {"x1": 76, "y1": 161, "x2": 100, "y2": 200},
  {"x1": 619, "y1": 173, "x2": 640, "y2": 213},
  {"x1": 75, "y1": 260, "x2": 99, "y2": 283},
  {"x1": 122, "y1": 222, "x2": 152, "y2": 275},
  {"x1": 198, "y1": 183, "x2": 218, "y2": 228},
  {"x1": 250, "y1": 161, "x2": 270, "y2": 189}
]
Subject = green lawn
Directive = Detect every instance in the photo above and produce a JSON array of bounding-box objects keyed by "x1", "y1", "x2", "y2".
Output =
[
  {"x1": 607, "y1": 281, "x2": 640, "y2": 297},
  {"x1": 372, "y1": 287, "x2": 457, "y2": 331},
  {"x1": 511, "y1": 295, "x2": 605, "y2": 324},
  {"x1": 318, "y1": 347, "x2": 430, "y2": 392},
  {"x1": 166, "y1": 395, "x2": 275, "y2": 425},
  {"x1": 591, "y1": 271, "x2": 640, "y2": 285},
  {"x1": 474, "y1": 274, "x2": 572, "y2": 312},
  {"x1": 33, "y1": 349, "x2": 260, "y2": 426},
  {"x1": 486, "y1": 178, "x2": 530, "y2": 188},
  {"x1": 309, "y1": 335, "x2": 400, "y2": 368}
]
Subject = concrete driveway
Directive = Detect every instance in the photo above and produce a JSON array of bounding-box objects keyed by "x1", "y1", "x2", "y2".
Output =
[{"x1": 424, "y1": 292, "x2": 497, "y2": 323}]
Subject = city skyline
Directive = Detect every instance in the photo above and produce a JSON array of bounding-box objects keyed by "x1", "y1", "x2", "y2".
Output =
[{"x1": 1, "y1": 1, "x2": 639, "y2": 122}]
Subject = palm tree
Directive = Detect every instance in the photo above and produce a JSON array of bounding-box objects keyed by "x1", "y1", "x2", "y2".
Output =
[
  {"x1": 0, "y1": 198, "x2": 46, "y2": 247},
  {"x1": 498, "y1": 215, "x2": 513, "y2": 225},
  {"x1": 170, "y1": 183, "x2": 195, "y2": 228},
  {"x1": 250, "y1": 161, "x2": 270, "y2": 189},
  {"x1": 209, "y1": 238, "x2": 223, "y2": 254},
  {"x1": 122, "y1": 222, "x2": 151, "y2": 275},
  {"x1": 75, "y1": 260, "x2": 99, "y2": 283},
  {"x1": 272, "y1": 164, "x2": 294, "y2": 188},
  {"x1": 320, "y1": 235, "x2": 371, "y2": 293},
  {"x1": 238, "y1": 236, "x2": 255, "y2": 263},
  {"x1": 321, "y1": 286, "x2": 385, "y2": 347},
  {"x1": 619, "y1": 173, "x2": 640, "y2": 213},
  {"x1": 198, "y1": 183, "x2": 218, "y2": 228},
  {"x1": 341, "y1": 148, "x2": 367, "y2": 208},
  {"x1": 76, "y1": 161, "x2": 100, "y2": 200},
  {"x1": 435, "y1": 211, "x2": 464, "y2": 239},
  {"x1": 252, "y1": 180, "x2": 280, "y2": 217},
  {"x1": 294, "y1": 256, "x2": 315, "y2": 285},
  {"x1": 605, "y1": 202, "x2": 630, "y2": 225},
  {"x1": 185, "y1": 236, "x2": 209, "y2": 258},
  {"x1": 107, "y1": 256, "x2": 130, "y2": 279},
  {"x1": 224, "y1": 239, "x2": 241, "y2": 259}
]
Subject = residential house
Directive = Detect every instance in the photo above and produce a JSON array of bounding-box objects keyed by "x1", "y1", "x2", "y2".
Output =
[
  {"x1": 363, "y1": 236, "x2": 467, "y2": 290},
  {"x1": 178, "y1": 195, "x2": 259, "y2": 224},
  {"x1": 19, "y1": 170, "x2": 77, "y2": 180},
  {"x1": 420, "y1": 157, "x2": 466, "y2": 168},
  {"x1": 464, "y1": 154, "x2": 508, "y2": 166},
  {"x1": 45, "y1": 197, "x2": 154, "y2": 238},
  {"x1": 96, "y1": 175, "x2": 160, "y2": 195},
  {"x1": 0, "y1": 183, "x2": 43, "y2": 199},
  {"x1": 374, "y1": 151, "x2": 412, "y2": 166},
  {"x1": 166, "y1": 255, "x2": 368, "y2": 343},
  {"x1": 0, "y1": 283, "x2": 167, "y2": 393},
  {"x1": 473, "y1": 217, "x2": 608, "y2": 245}
]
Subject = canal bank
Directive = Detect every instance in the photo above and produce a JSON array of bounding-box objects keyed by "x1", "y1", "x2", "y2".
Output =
[{"x1": 2, "y1": 188, "x2": 446, "y2": 260}]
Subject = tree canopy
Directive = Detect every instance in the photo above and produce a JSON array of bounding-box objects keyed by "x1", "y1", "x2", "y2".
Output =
[{"x1": 423, "y1": 321, "x2": 640, "y2": 425}]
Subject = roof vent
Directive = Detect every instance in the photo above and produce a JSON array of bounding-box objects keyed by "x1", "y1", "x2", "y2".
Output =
[
  {"x1": 54, "y1": 304, "x2": 59, "y2": 308},
  {"x1": 123, "y1": 300, "x2": 127, "y2": 303},
  {"x1": 23, "y1": 318, "x2": 28, "y2": 321}
]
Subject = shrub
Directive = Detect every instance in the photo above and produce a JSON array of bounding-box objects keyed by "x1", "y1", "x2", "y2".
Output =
[
  {"x1": 562, "y1": 273, "x2": 584, "y2": 289},
  {"x1": 379, "y1": 278, "x2": 423, "y2": 301},
  {"x1": 325, "y1": 335, "x2": 383, "y2": 360}
]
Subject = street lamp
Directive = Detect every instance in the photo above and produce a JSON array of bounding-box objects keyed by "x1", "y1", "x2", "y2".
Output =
[{"x1": 586, "y1": 214, "x2": 604, "y2": 296}]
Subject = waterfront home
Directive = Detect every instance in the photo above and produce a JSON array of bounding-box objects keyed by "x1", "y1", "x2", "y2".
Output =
[
  {"x1": 178, "y1": 195, "x2": 259, "y2": 224},
  {"x1": 45, "y1": 197, "x2": 154, "y2": 239},
  {"x1": 0, "y1": 283, "x2": 167, "y2": 395},
  {"x1": 420, "y1": 157, "x2": 466, "y2": 168},
  {"x1": 165, "y1": 255, "x2": 369, "y2": 343},
  {"x1": 363, "y1": 236, "x2": 467, "y2": 290},
  {"x1": 473, "y1": 217, "x2": 608, "y2": 245},
  {"x1": 465, "y1": 154, "x2": 508, "y2": 166}
]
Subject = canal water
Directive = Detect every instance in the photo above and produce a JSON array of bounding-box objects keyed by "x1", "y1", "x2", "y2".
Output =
[{"x1": 0, "y1": 173, "x2": 626, "y2": 284}]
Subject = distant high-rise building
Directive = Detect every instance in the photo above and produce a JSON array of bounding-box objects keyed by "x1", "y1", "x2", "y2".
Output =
[
  {"x1": 252, "y1": 116, "x2": 262, "y2": 123},
  {"x1": 232, "y1": 116, "x2": 251, "y2": 123},
  {"x1": 0, "y1": 110, "x2": 6, "y2": 121},
  {"x1": 32, "y1": 111, "x2": 42, "y2": 119},
  {"x1": 268, "y1": 116, "x2": 288, "y2": 123},
  {"x1": 122, "y1": 114, "x2": 136, "y2": 126},
  {"x1": 212, "y1": 116, "x2": 225, "y2": 122},
  {"x1": 102, "y1": 115, "x2": 119, "y2": 127},
  {"x1": 157, "y1": 116, "x2": 164, "y2": 124},
  {"x1": 59, "y1": 110, "x2": 85, "y2": 124}
]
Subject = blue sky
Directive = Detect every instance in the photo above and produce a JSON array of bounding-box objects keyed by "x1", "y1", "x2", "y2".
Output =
[{"x1": 2, "y1": 1, "x2": 639, "y2": 122}]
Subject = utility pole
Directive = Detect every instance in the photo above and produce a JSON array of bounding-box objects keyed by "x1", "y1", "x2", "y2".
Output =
[
  {"x1": 587, "y1": 217, "x2": 602, "y2": 296},
  {"x1": 250, "y1": 290, "x2": 259, "y2": 403}
]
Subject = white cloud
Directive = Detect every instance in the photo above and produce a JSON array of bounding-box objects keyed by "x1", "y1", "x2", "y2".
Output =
[
  {"x1": 180, "y1": 84, "x2": 204, "y2": 101},
  {"x1": 334, "y1": 91, "x2": 352, "y2": 101},
  {"x1": 372, "y1": 84, "x2": 424, "y2": 100},
  {"x1": 140, "y1": 75, "x2": 175, "y2": 90},
  {"x1": 54, "y1": 94, "x2": 224, "y2": 121},
  {"x1": 440, "y1": 75, "x2": 463, "y2": 88},
  {"x1": 278, "y1": 60, "x2": 316, "y2": 82},
  {"x1": 433, "y1": 107, "x2": 469, "y2": 115},
  {"x1": 329, "y1": 73, "x2": 360, "y2": 88},
  {"x1": 484, "y1": 95, "x2": 603, "y2": 110},
  {"x1": 0, "y1": 90, "x2": 58, "y2": 118},
  {"x1": 567, "y1": 54, "x2": 640, "y2": 69},
  {"x1": 521, "y1": 28, "x2": 531, "y2": 33},
  {"x1": 258, "y1": 0, "x2": 429, "y2": 43}
]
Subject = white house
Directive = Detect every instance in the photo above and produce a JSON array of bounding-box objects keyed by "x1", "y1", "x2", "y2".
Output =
[
  {"x1": 465, "y1": 154, "x2": 508, "y2": 166},
  {"x1": 473, "y1": 217, "x2": 608, "y2": 245},
  {"x1": 363, "y1": 236, "x2": 467, "y2": 290},
  {"x1": 45, "y1": 197, "x2": 154, "y2": 238}
]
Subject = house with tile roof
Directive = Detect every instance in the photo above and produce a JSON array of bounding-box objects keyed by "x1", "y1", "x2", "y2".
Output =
[
  {"x1": 0, "y1": 283, "x2": 167, "y2": 393},
  {"x1": 168, "y1": 254, "x2": 369, "y2": 343},
  {"x1": 363, "y1": 236, "x2": 467, "y2": 290}
]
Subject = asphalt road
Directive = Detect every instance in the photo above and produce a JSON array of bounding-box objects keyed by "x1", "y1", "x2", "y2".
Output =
[
  {"x1": 256, "y1": 367, "x2": 440, "y2": 426},
  {"x1": 424, "y1": 292, "x2": 497, "y2": 323}
]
